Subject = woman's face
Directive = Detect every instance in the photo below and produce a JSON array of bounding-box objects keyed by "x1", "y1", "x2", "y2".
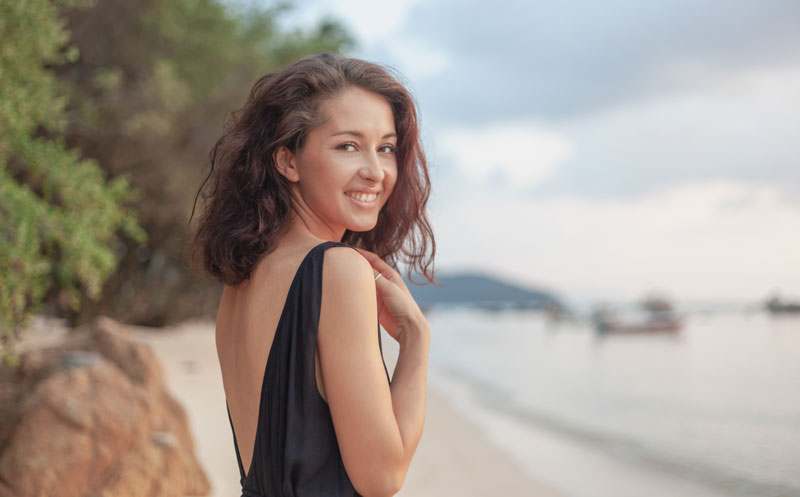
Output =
[{"x1": 277, "y1": 85, "x2": 398, "y2": 238}]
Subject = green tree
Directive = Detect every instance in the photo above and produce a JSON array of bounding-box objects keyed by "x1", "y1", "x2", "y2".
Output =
[
  {"x1": 0, "y1": 0, "x2": 146, "y2": 364},
  {"x1": 55, "y1": 0, "x2": 355, "y2": 326}
]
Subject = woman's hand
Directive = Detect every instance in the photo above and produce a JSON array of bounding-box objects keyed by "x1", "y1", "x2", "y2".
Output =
[{"x1": 354, "y1": 247, "x2": 427, "y2": 342}]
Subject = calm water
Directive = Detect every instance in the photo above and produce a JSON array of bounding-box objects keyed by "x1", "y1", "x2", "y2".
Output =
[{"x1": 426, "y1": 308, "x2": 800, "y2": 497}]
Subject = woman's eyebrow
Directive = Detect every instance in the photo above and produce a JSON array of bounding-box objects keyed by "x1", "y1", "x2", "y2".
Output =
[{"x1": 330, "y1": 130, "x2": 397, "y2": 139}]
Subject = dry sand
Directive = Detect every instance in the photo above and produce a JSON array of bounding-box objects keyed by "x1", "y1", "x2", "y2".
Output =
[{"x1": 130, "y1": 319, "x2": 563, "y2": 497}]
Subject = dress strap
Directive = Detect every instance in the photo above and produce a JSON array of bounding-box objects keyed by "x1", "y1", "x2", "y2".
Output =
[{"x1": 225, "y1": 400, "x2": 247, "y2": 485}]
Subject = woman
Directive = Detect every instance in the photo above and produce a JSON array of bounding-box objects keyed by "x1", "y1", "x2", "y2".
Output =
[{"x1": 191, "y1": 53, "x2": 436, "y2": 497}]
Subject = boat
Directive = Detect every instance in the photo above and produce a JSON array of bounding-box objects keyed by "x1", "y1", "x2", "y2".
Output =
[
  {"x1": 765, "y1": 293, "x2": 800, "y2": 314},
  {"x1": 591, "y1": 295, "x2": 683, "y2": 334}
]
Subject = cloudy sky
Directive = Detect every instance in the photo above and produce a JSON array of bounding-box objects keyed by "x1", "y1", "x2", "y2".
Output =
[{"x1": 280, "y1": 0, "x2": 800, "y2": 305}]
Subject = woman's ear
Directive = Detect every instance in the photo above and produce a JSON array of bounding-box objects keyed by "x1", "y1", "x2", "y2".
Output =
[{"x1": 273, "y1": 146, "x2": 300, "y2": 182}]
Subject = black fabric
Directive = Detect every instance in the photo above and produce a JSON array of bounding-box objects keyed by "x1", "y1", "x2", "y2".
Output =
[{"x1": 224, "y1": 240, "x2": 392, "y2": 497}]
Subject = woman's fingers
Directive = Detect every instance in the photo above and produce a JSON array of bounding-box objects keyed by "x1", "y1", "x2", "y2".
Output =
[
  {"x1": 354, "y1": 248, "x2": 410, "y2": 294},
  {"x1": 354, "y1": 248, "x2": 395, "y2": 278}
]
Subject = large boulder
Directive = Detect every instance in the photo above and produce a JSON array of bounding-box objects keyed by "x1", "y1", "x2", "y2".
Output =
[{"x1": 0, "y1": 317, "x2": 210, "y2": 497}]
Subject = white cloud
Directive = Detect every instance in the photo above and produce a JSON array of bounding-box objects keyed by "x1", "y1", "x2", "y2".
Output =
[
  {"x1": 384, "y1": 37, "x2": 449, "y2": 81},
  {"x1": 435, "y1": 120, "x2": 573, "y2": 190},
  {"x1": 286, "y1": 0, "x2": 423, "y2": 46},
  {"x1": 431, "y1": 179, "x2": 800, "y2": 303},
  {"x1": 535, "y1": 62, "x2": 800, "y2": 198},
  {"x1": 279, "y1": 1, "x2": 448, "y2": 81}
]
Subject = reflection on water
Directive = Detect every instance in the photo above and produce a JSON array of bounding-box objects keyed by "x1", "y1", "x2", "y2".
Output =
[{"x1": 428, "y1": 308, "x2": 800, "y2": 497}]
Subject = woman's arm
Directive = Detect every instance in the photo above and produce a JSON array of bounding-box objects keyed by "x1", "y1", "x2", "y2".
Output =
[{"x1": 318, "y1": 247, "x2": 428, "y2": 497}]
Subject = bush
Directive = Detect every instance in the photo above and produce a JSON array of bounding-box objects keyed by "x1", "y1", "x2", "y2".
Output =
[{"x1": 0, "y1": 0, "x2": 146, "y2": 365}]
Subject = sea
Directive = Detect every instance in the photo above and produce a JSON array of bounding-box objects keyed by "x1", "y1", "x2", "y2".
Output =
[{"x1": 425, "y1": 307, "x2": 800, "y2": 497}]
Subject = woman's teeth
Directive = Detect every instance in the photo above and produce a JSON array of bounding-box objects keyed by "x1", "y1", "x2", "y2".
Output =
[{"x1": 345, "y1": 192, "x2": 378, "y2": 204}]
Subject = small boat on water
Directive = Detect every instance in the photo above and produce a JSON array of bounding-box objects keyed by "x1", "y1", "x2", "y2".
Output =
[
  {"x1": 765, "y1": 293, "x2": 800, "y2": 314},
  {"x1": 592, "y1": 295, "x2": 683, "y2": 334}
]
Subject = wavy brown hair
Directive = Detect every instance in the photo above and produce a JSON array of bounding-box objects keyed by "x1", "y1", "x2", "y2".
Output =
[{"x1": 190, "y1": 52, "x2": 436, "y2": 287}]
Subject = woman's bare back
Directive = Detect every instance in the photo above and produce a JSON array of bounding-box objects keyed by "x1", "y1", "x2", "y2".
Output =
[{"x1": 215, "y1": 239, "x2": 328, "y2": 476}]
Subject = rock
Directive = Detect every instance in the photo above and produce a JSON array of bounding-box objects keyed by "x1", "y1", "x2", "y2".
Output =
[
  {"x1": 0, "y1": 316, "x2": 211, "y2": 497},
  {"x1": 94, "y1": 315, "x2": 165, "y2": 389}
]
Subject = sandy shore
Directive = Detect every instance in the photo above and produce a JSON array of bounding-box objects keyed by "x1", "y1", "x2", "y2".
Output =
[{"x1": 130, "y1": 319, "x2": 563, "y2": 497}]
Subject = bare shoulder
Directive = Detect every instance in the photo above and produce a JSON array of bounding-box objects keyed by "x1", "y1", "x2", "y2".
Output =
[
  {"x1": 322, "y1": 245, "x2": 374, "y2": 281},
  {"x1": 318, "y1": 244, "x2": 377, "y2": 335}
]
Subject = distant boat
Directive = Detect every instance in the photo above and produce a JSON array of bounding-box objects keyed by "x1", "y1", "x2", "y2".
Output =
[
  {"x1": 592, "y1": 296, "x2": 683, "y2": 334},
  {"x1": 765, "y1": 294, "x2": 800, "y2": 314}
]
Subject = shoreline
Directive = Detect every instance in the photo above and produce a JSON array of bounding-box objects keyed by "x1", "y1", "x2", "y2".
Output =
[{"x1": 129, "y1": 319, "x2": 563, "y2": 497}]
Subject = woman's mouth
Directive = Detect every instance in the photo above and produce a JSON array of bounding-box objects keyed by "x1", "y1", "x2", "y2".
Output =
[{"x1": 345, "y1": 191, "x2": 380, "y2": 207}]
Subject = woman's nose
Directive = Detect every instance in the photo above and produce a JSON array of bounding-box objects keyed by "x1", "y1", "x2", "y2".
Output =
[{"x1": 361, "y1": 152, "x2": 385, "y2": 181}]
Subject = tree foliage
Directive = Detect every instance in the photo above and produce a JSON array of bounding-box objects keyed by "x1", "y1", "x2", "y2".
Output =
[
  {"x1": 0, "y1": 0, "x2": 146, "y2": 364},
  {"x1": 54, "y1": 1, "x2": 355, "y2": 325},
  {"x1": 0, "y1": 0, "x2": 355, "y2": 350}
]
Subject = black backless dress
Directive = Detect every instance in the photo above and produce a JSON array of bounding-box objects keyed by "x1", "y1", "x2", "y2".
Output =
[{"x1": 224, "y1": 240, "x2": 392, "y2": 497}]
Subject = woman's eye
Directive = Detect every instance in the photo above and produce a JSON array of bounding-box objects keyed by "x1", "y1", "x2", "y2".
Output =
[{"x1": 338, "y1": 143, "x2": 395, "y2": 153}]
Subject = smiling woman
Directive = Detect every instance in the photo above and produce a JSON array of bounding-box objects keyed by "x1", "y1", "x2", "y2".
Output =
[
  {"x1": 191, "y1": 53, "x2": 435, "y2": 288},
  {"x1": 189, "y1": 53, "x2": 436, "y2": 497}
]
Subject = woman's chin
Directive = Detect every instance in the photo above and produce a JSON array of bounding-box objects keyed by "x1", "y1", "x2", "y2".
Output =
[{"x1": 344, "y1": 216, "x2": 378, "y2": 232}]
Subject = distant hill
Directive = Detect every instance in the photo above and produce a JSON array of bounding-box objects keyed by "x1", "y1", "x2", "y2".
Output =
[{"x1": 401, "y1": 271, "x2": 567, "y2": 313}]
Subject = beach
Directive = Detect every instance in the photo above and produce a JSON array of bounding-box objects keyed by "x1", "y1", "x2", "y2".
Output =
[
  {"x1": 15, "y1": 309, "x2": 798, "y2": 497},
  {"x1": 129, "y1": 319, "x2": 563, "y2": 497}
]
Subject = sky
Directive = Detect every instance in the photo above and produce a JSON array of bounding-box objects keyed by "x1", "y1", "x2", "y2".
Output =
[{"x1": 276, "y1": 0, "x2": 800, "y2": 306}]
